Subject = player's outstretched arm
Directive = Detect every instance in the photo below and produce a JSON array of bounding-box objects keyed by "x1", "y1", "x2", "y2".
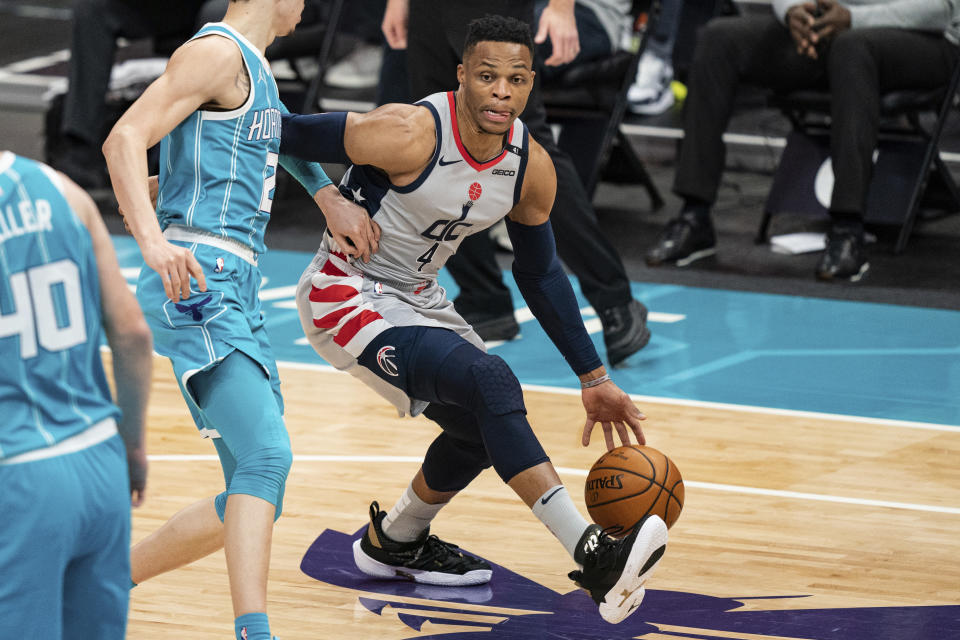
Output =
[
  {"x1": 277, "y1": 103, "x2": 381, "y2": 262},
  {"x1": 281, "y1": 103, "x2": 437, "y2": 184},
  {"x1": 62, "y1": 174, "x2": 153, "y2": 506},
  {"x1": 102, "y1": 37, "x2": 243, "y2": 301},
  {"x1": 507, "y1": 140, "x2": 645, "y2": 450}
]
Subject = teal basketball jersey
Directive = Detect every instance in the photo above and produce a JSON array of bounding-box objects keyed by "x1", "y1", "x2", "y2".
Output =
[
  {"x1": 0, "y1": 152, "x2": 119, "y2": 461},
  {"x1": 156, "y1": 22, "x2": 282, "y2": 256}
]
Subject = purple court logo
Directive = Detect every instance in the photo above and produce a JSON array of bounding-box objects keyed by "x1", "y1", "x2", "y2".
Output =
[
  {"x1": 377, "y1": 346, "x2": 399, "y2": 377},
  {"x1": 300, "y1": 528, "x2": 960, "y2": 639}
]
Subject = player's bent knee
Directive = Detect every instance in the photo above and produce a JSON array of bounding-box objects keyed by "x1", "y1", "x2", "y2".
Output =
[
  {"x1": 468, "y1": 355, "x2": 526, "y2": 416},
  {"x1": 228, "y1": 442, "x2": 293, "y2": 509},
  {"x1": 422, "y1": 432, "x2": 492, "y2": 492}
]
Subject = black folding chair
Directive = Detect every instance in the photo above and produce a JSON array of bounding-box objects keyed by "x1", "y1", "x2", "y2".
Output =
[
  {"x1": 759, "y1": 50, "x2": 960, "y2": 253},
  {"x1": 539, "y1": 0, "x2": 665, "y2": 208}
]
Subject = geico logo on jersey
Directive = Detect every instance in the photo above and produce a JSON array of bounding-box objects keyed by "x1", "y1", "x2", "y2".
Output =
[{"x1": 491, "y1": 169, "x2": 516, "y2": 176}]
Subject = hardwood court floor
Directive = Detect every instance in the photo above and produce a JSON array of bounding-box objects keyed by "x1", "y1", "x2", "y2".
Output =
[{"x1": 122, "y1": 355, "x2": 960, "y2": 639}]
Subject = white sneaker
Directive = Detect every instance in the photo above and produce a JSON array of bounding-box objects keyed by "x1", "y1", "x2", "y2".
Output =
[
  {"x1": 324, "y1": 43, "x2": 383, "y2": 89},
  {"x1": 627, "y1": 51, "x2": 675, "y2": 116}
]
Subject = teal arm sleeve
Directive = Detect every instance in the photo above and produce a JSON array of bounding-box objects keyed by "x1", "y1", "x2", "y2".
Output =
[{"x1": 278, "y1": 102, "x2": 333, "y2": 196}]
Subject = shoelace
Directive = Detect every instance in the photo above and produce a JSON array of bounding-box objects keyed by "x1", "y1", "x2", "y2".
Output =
[
  {"x1": 416, "y1": 535, "x2": 466, "y2": 567},
  {"x1": 586, "y1": 525, "x2": 638, "y2": 573}
]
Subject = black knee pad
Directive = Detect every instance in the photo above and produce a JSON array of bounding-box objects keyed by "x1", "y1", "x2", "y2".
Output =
[
  {"x1": 468, "y1": 355, "x2": 526, "y2": 416},
  {"x1": 422, "y1": 432, "x2": 492, "y2": 492}
]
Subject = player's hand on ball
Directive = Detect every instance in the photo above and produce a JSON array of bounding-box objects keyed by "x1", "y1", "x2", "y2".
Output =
[{"x1": 581, "y1": 380, "x2": 646, "y2": 450}]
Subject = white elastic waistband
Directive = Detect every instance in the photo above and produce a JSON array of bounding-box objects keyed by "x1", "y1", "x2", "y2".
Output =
[
  {"x1": 0, "y1": 418, "x2": 118, "y2": 466},
  {"x1": 163, "y1": 225, "x2": 258, "y2": 266}
]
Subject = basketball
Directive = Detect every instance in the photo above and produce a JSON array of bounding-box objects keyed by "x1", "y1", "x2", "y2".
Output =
[{"x1": 585, "y1": 445, "x2": 684, "y2": 536}]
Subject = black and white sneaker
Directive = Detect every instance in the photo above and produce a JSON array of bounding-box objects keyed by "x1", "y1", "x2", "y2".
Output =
[
  {"x1": 815, "y1": 229, "x2": 869, "y2": 282},
  {"x1": 353, "y1": 502, "x2": 493, "y2": 586},
  {"x1": 569, "y1": 516, "x2": 668, "y2": 624}
]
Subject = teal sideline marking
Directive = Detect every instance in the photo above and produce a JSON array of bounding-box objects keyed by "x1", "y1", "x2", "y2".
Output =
[{"x1": 113, "y1": 237, "x2": 960, "y2": 426}]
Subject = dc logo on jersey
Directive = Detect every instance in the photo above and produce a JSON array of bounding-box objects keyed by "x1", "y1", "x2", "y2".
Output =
[
  {"x1": 468, "y1": 182, "x2": 482, "y2": 201},
  {"x1": 417, "y1": 201, "x2": 475, "y2": 271},
  {"x1": 377, "y1": 346, "x2": 399, "y2": 377}
]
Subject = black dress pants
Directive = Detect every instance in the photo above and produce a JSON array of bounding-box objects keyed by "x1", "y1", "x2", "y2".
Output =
[
  {"x1": 62, "y1": 0, "x2": 204, "y2": 145},
  {"x1": 406, "y1": 0, "x2": 633, "y2": 318},
  {"x1": 673, "y1": 14, "x2": 959, "y2": 220}
]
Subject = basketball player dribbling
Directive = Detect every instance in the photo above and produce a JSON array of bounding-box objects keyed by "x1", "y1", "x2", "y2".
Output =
[
  {"x1": 281, "y1": 15, "x2": 668, "y2": 624},
  {"x1": 102, "y1": 1, "x2": 378, "y2": 638}
]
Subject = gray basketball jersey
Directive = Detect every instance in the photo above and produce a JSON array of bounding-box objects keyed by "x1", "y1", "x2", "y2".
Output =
[{"x1": 334, "y1": 91, "x2": 529, "y2": 286}]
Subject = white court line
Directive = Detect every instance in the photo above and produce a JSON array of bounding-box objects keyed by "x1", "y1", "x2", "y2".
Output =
[
  {"x1": 269, "y1": 358, "x2": 960, "y2": 434},
  {"x1": 145, "y1": 454, "x2": 960, "y2": 515}
]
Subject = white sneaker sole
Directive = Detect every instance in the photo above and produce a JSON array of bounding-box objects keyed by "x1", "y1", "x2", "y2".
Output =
[
  {"x1": 597, "y1": 515, "x2": 669, "y2": 624},
  {"x1": 352, "y1": 539, "x2": 493, "y2": 586},
  {"x1": 675, "y1": 247, "x2": 717, "y2": 267},
  {"x1": 628, "y1": 88, "x2": 676, "y2": 116}
]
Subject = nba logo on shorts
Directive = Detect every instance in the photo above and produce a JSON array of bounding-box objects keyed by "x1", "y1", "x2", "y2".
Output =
[
  {"x1": 377, "y1": 346, "x2": 399, "y2": 377},
  {"x1": 240, "y1": 627, "x2": 247, "y2": 640},
  {"x1": 215, "y1": 257, "x2": 225, "y2": 273}
]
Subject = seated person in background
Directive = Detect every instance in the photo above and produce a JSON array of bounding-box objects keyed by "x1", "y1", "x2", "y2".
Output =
[
  {"x1": 628, "y1": 0, "x2": 684, "y2": 115},
  {"x1": 535, "y1": 0, "x2": 632, "y2": 80},
  {"x1": 644, "y1": 0, "x2": 959, "y2": 281},
  {"x1": 56, "y1": 0, "x2": 207, "y2": 189}
]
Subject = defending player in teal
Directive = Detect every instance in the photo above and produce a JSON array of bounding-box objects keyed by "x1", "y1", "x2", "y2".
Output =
[
  {"x1": 102, "y1": 1, "x2": 379, "y2": 639},
  {"x1": 0, "y1": 152, "x2": 153, "y2": 638}
]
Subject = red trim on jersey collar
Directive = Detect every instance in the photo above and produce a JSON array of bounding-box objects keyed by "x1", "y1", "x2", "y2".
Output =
[{"x1": 446, "y1": 91, "x2": 513, "y2": 172}]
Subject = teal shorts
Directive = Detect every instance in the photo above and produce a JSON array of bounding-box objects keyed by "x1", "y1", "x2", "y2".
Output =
[
  {"x1": 0, "y1": 432, "x2": 130, "y2": 639},
  {"x1": 136, "y1": 242, "x2": 284, "y2": 429}
]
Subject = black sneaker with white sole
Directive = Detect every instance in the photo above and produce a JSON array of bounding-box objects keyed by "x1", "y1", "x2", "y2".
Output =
[
  {"x1": 353, "y1": 501, "x2": 492, "y2": 586},
  {"x1": 815, "y1": 229, "x2": 869, "y2": 282},
  {"x1": 569, "y1": 516, "x2": 668, "y2": 624}
]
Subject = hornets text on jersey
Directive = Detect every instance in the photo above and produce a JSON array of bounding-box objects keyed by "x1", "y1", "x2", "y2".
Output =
[{"x1": 155, "y1": 22, "x2": 282, "y2": 256}]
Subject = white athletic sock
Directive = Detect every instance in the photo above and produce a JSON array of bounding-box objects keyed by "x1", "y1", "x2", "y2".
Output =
[
  {"x1": 531, "y1": 485, "x2": 591, "y2": 560},
  {"x1": 381, "y1": 483, "x2": 447, "y2": 542}
]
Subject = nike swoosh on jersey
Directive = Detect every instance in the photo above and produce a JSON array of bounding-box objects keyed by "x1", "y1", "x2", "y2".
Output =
[{"x1": 438, "y1": 156, "x2": 463, "y2": 166}]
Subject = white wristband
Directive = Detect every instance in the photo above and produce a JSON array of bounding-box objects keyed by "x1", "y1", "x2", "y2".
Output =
[{"x1": 580, "y1": 374, "x2": 610, "y2": 389}]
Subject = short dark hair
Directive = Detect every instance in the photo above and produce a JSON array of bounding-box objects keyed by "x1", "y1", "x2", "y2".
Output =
[{"x1": 462, "y1": 15, "x2": 534, "y2": 61}]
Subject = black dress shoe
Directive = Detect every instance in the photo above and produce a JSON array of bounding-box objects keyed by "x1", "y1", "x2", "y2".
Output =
[
  {"x1": 600, "y1": 299, "x2": 651, "y2": 367},
  {"x1": 816, "y1": 230, "x2": 869, "y2": 282},
  {"x1": 645, "y1": 211, "x2": 716, "y2": 267}
]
